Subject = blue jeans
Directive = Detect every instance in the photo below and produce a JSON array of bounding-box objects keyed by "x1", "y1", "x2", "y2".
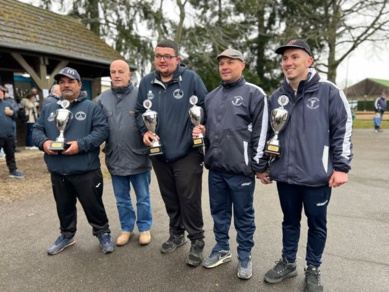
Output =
[{"x1": 111, "y1": 171, "x2": 152, "y2": 232}]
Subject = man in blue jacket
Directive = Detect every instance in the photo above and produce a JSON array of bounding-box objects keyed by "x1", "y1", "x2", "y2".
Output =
[
  {"x1": 373, "y1": 92, "x2": 387, "y2": 132},
  {"x1": 258, "y1": 39, "x2": 353, "y2": 292},
  {"x1": 32, "y1": 67, "x2": 114, "y2": 255},
  {"x1": 99, "y1": 60, "x2": 153, "y2": 247},
  {"x1": 0, "y1": 86, "x2": 25, "y2": 178},
  {"x1": 135, "y1": 39, "x2": 208, "y2": 267},
  {"x1": 192, "y1": 49, "x2": 268, "y2": 279}
]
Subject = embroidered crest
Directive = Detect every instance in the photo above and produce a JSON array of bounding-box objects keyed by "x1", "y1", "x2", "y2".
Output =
[
  {"x1": 232, "y1": 96, "x2": 243, "y2": 106},
  {"x1": 173, "y1": 89, "x2": 184, "y2": 99},
  {"x1": 307, "y1": 97, "x2": 319, "y2": 109},
  {"x1": 75, "y1": 111, "x2": 86, "y2": 121}
]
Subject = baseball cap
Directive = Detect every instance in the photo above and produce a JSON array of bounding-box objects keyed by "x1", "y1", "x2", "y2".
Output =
[
  {"x1": 217, "y1": 48, "x2": 245, "y2": 62},
  {"x1": 54, "y1": 67, "x2": 81, "y2": 81},
  {"x1": 275, "y1": 39, "x2": 313, "y2": 57}
]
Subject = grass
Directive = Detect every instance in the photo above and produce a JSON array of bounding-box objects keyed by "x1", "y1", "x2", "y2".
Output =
[{"x1": 352, "y1": 119, "x2": 388, "y2": 129}]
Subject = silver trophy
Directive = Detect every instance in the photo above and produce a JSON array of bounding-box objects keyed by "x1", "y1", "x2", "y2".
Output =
[
  {"x1": 188, "y1": 95, "x2": 204, "y2": 147},
  {"x1": 50, "y1": 99, "x2": 72, "y2": 151},
  {"x1": 142, "y1": 99, "x2": 163, "y2": 156},
  {"x1": 264, "y1": 95, "x2": 289, "y2": 156}
]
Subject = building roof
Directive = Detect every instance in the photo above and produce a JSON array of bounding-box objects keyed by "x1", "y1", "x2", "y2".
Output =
[
  {"x1": 0, "y1": 0, "x2": 124, "y2": 71},
  {"x1": 345, "y1": 78, "x2": 389, "y2": 99}
]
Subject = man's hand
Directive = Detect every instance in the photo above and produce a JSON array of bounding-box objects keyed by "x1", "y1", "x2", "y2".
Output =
[
  {"x1": 328, "y1": 171, "x2": 348, "y2": 188},
  {"x1": 256, "y1": 172, "x2": 272, "y2": 184},
  {"x1": 143, "y1": 131, "x2": 159, "y2": 147},
  {"x1": 42, "y1": 140, "x2": 59, "y2": 156},
  {"x1": 192, "y1": 124, "x2": 205, "y2": 138},
  {"x1": 62, "y1": 141, "x2": 80, "y2": 155}
]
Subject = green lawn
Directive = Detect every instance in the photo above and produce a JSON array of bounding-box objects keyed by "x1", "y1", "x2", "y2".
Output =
[{"x1": 353, "y1": 119, "x2": 388, "y2": 129}]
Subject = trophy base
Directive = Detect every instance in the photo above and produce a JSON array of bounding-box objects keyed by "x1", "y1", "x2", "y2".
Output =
[
  {"x1": 49, "y1": 141, "x2": 69, "y2": 151},
  {"x1": 264, "y1": 144, "x2": 281, "y2": 156},
  {"x1": 149, "y1": 146, "x2": 163, "y2": 156},
  {"x1": 193, "y1": 137, "x2": 203, "y2": 147}
]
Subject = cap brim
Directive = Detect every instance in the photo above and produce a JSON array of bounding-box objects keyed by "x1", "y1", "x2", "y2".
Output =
[{"x1": 275, "y1": 45, "x2": 312, "y2": 56}]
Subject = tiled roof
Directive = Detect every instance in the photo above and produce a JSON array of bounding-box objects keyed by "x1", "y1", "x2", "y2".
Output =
[
  {"x1": 0, "y1": 0, "x2": 123, "y2": 65},
  {"x1": 346, "y1": 78, "x2": 389, "y2": 98}
]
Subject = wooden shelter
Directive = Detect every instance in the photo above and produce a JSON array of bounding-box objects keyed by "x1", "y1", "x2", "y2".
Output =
[
  {"x1": 0, "y1": 0, "x2": 125, "y2": 99},
  {"x1": 345, "y1": 78, "x2": 389, "y2": 100}
]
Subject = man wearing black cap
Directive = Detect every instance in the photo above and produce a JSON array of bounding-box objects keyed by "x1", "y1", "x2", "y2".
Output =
[
  {"x1": 193, "y1": 48, "x2": 268, "y2": 279},
  {"x1": 32, "y1": 67, "x2": 114, "y2": 255},
  {"x1": 0, "y1": 86, "x2": 25, "y2": 178},
  {"x1": 258, "y1": 39, "x2": 353, "y2": 292}
]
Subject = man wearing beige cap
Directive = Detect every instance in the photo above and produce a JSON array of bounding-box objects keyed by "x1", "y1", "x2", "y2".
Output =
[{"x1": 193, "y1": 48, "x2": 268, "y2": 279}]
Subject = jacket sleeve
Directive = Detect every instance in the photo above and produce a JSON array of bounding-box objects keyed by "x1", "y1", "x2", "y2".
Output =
[
  {"x1": 329, "y1": 88, "x2": 353, "y2": 173},
  {"x1": 251, "y1": 90, "x2": 270, "y2": 173},
  {"x1": 135, "y1": 79, "x2": 149, "y2": 136},
  {"x1": 32, "y1": 107, "x2": 49, "y2": 149},
  {"x1": 77, "y1": 104, "x2": 109, "y2": 153}
]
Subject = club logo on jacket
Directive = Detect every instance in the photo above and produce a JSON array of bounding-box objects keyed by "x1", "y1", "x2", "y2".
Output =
[
  {"x1": 173, "y1": 89, "x2": 184, "y2": 99},
  {"x1": 232, "y1": 96, "x2": 243, "y2": 106},
  {"x1": 307, "y1": 97, "x2": 320, "y2": 109},
  {"x1": 48, "y1": 112, "x2": 56, "y2": 122},
  {"x1": 75, "y1": 111, "x2": 86, "y2": 121},
  {"x1": 278, "y1": 95, "x2": 289, "y2": 107}
]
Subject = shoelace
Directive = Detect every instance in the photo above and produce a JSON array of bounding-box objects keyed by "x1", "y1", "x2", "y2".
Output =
[{"x1": 305, "y1": 268, "x2": 322, "y2": 285}]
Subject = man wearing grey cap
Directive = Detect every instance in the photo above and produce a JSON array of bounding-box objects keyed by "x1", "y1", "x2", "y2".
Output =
[
  {"x1": 32, "y1": 67, "x2": 114, "y2": 255},
  {"x1": 258, "y1": 39, "x2": 353, "y2": 292},
  {"x1": 193, "y1": 48, "x2": 268, "y2": 279}
]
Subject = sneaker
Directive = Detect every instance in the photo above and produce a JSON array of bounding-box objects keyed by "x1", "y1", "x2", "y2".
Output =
[
  {"x1": 202, "y1": 250, "x2": 232, "y2": 268},
  {"x1": 98, "y1": 233, "x2": 114, "y2": 254},
  {"x1": 237, "y1": 256, "x2": 252, "y2": 280},
  {"x1": 161, "y1": 233, "x2": 187, "y2": 254},
  {"x1": 9, "y1": 170, "x2": 25, "y2": 179},
  {"x1": 139, "y1": 230, "x2": 151, "y2": 245},
  {"x1": 47, "y1": 234, "x2": 75, "y2": 255},
  {"x1": 264, "y1": 257, "x2": 297, "y2": 284},
  {"x1": 116, "y1": 231, "x2": 134, "y2": 246},
  {"x1": 186, "y1": 239, "x2": 205, "y2": 267},
  {"x1": 305, "y1": 265, "x2": 323, "y2": 292}
]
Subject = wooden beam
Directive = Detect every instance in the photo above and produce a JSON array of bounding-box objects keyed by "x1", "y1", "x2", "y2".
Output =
[
  {"x1": 48, "y1": 60, "x2": 69, "y2": 86},
  {"x1": 10, "y1": 52, "x2": 44, "y2": 89}
]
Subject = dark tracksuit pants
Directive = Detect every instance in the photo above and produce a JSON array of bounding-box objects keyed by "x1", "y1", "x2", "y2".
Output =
[
  {"x1": 208, "y1": 170, "x2": 256, "y2": 261},
  {"x1": 151, "y1": 148, "x2": 204, "y2": 242},
  {"x1": 0, "y1": 137, "x2": 17, "y2": 173},
  {"x1": 51, "y1": 169, "x2": 111, "y2": 239},
  {"x1": 277, "y1": 182, "x2": 332, "y2": 267}
]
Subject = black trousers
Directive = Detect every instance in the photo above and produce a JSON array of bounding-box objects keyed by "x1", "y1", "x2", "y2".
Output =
[
  {"x1": 151, "y1": 149, "x2": 205, "y2": 242},
  {"x1": 51, "y1": 169, "x2": 110, "y2": 239},
  {"x1": 0, "y1": 137, "x2": 17, "y2": 173}
]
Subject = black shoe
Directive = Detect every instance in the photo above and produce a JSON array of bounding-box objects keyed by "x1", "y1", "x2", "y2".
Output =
[
  {"x1": 264, "y1": 257, "x2": 297, "y2": 284},
  {"x1": 186, "y1": 239, "x2": 205, "y2": 267},
  {"x1": 161, "y1": 233, "x2": 187, "y2": 254},
  {"x1": 305, "y1": 265, "x2": 323, "y2": 292}
]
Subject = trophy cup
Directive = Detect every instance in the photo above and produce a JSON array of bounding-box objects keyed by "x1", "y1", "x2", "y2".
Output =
[
  {"x1": 188, "y1": 95, "x2": 204, "y2": 147},
  {"x1": 50, "y1": 100, "x2": 72, "y2": 151},
  {"x1": 264, "y1": 95, "x2": 289, "y2": 156},
  {"x1": 142, "y1": 99, "x2": 163, "y2": 156}
]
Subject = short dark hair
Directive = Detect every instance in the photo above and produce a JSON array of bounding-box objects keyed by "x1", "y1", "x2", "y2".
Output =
[{"x1": 156, "y1": 39, "x2": 179, "y2": 56}]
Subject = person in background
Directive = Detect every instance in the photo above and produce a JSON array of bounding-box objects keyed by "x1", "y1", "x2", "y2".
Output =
[
  {"x1": 98, "y1": 60, "x2": 153, "y2": 247},
  {"x1": 1, "y1": 86, "x2": 19, "y2": 156},
  {"x1": 258, "y1": 39, "x2": 353, "y2": 292},
  {"x1": 0, "y1": 86, "x2": 25, "y2": 178},
  {"x1": 192, "y1": 49, "x2": 268, "y2": 279},
  {"x1": 20, "y1": 93, "x2": 39, "y2": 150},
  {"x1": 42, "y1": 84, "x2": 61, "y2": 108},
  {"x1": 373, "y1": 91, "x2": 387, "y2": 132},
  {"x1": 81, "y1": 89, "x2": 88, "y2": 99},
  {"x1": 135, "y1": 39, "x2": 208, "y2": 267},
  {"x1": 32, "y1": 67, "x2": 114, "y2": 255}
]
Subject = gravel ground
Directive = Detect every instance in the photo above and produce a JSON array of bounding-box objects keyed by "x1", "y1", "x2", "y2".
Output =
[{"x1": 0, "y1": 148, "x2": 109, "y2": 203}]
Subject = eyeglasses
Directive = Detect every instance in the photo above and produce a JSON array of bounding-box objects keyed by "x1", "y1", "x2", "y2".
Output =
[{"x1": 155, "y1": 54, "x2": 176, "y2": 61}]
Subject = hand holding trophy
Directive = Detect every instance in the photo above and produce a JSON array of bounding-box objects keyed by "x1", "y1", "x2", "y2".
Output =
[
  {"x1": 264, "y1": 95, "x2": 289, "y2": 156},
  {"x1": 142, "y1": 99, "x2": 163, "y2": 156},
  {"x1": 188, "y1": 95, "x2": 204, "y2": 147},
  {"x1": 50, "y1": 99, "x2": 72, "y2": 151}
]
